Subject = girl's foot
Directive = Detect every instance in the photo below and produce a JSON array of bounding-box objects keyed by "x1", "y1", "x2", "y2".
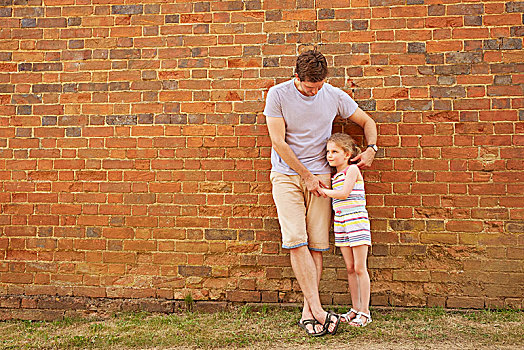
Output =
[
  {"x1": 349, "y1": 311, "x2": 372, "y2": 327},
  {"x1": 340, "y1": 308, "x2": 358, "y2": 323}
]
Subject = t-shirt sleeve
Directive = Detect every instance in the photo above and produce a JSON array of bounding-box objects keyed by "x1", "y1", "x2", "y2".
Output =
[
  {"x1": 337, "y1": 90, "x2": 359, "y2": 119},
  {"x1": 263, "y1": 87, "x2": 283, "y2": 118}
]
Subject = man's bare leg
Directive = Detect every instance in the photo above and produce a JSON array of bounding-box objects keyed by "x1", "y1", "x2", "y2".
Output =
[
  {"x1": 301, "y1": 250, "x2": 323, "y2": 332},
  {"x1": 291, "y1": 246, "x2": 337, "y2": 333}
]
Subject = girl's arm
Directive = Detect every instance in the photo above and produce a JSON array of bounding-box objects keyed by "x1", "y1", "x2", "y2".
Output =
[{"x1": 320, "y1": 165, "x2": 360, "y2": 200}]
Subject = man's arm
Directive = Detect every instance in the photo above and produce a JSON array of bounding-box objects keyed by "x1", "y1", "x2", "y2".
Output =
[
  {"x1": 266, "y1": 116, "x2": 327, "y2": 197},
  {"x1": 348, "y1": 107, "x2": 377, "y2": 169}
]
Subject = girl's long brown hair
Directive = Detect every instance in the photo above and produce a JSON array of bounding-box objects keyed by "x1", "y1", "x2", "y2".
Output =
[{"x1": 327, "y1": 133, "x2": 361, "y2": 164}]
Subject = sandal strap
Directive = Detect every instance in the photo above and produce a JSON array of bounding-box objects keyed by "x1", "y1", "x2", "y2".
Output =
[
  {"x1": 322, "y1": 311, "x2": 333, "y2": 329},
  {"x1": 341, "y1": 308, "x2": 358, "y2": 322},
  {"x1": 358, "y1": 311, "x2": 372, "y2": 321},
  {"x1": 323, "y1": 311, "x2": 341, "y2": 335},
  {"x1": 349, "y1": 312, "x2": 372, "y2": 327},
  {"x1": 302, "y1": 319, "x2": 317, "y2": 326},
  {"x1": 350, "y1": 314, "x2": 363, "y2": 326},
  {"x1": 299, "y1": 319, "x2": 325, "y2": 336},
  {"x1": 342, "y1": 308, "x2": 358, "y2": 316}
]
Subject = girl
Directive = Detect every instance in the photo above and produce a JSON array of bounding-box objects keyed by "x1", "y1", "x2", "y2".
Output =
[{"x1": 319, "y1": 133, "x2": 372, "y2": 327}]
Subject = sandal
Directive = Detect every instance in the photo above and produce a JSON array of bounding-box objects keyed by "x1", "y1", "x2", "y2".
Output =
[
  {"x1": 321, "y1": 311, "x2": 341, "y2": 335},
  {"x1": 298, "y1": 319, "x2": 326, "y2": 337},
  {"x1": 349, "y1": 311, "x2": 372, "y2": 327},
  {"x1": 340, "y1": 308, "x2": 359, "y2": 323}
]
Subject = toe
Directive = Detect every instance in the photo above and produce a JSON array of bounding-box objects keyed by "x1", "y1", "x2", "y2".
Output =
[{"x1": 315, "y1": 323, "x2": 324, "y2": 333}]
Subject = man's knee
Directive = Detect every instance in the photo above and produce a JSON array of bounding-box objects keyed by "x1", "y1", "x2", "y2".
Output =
[
  {"x1": 310, "y1": 249, "x2": 323, "y2": 258},
  {"x1": 289, "y1": 244, "x2": 309, "y2": 257}
]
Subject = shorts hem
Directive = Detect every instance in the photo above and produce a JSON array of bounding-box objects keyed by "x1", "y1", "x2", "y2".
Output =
[
  {"x1": 335, "y1": 242, "x2": 372, "y2": 248},
  {"x1": 309, "y1": 246, "x2": 330, "y2": 252},
  {"x1": 282, "y1": 242, "x2": 308, "y2": 249}
]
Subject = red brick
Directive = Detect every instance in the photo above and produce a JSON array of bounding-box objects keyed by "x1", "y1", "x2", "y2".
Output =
[
  {"x1": 426, "y1": 16, "x2": 463, "y2": 28},
  {"x1": 484, "y1": 14, "x2": 522, "y2": 26},
  {"x1": 446, "y1": 220, "x2": 484, "y2": 232},
  {"x1": 0, "y1": 2, "x2": 522, "y2": 311}
]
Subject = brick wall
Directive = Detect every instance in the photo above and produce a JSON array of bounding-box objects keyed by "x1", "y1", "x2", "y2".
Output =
[{"x1": 1, "y1": 0, "x2": 523, "y2": 319}]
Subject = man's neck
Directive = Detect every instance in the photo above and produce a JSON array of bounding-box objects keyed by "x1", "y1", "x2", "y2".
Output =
[{"x1": 293, "y1": 78, "x2": 308, "y2": 96}]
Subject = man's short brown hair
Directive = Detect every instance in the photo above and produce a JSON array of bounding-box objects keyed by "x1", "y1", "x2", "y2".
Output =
[{"x1": 295, "y1": 50, "x2": 328, "y2": 82}]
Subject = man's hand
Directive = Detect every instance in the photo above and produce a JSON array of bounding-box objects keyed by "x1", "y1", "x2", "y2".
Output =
[
  {"x1": 347, "y1": 107, "x2": 377, "y2": 169},
  {"x1": 352, "y1": 147, "x2": 376, "y2": 169},
  {"x1": 303, "y1": 175, "x2": 328, "y2": 197}
]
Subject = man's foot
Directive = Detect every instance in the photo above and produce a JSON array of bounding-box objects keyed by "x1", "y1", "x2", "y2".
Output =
[
  {"x1": 340, "y1": 308, "x2": 358, "y2": 323},
  {"x1": 298, "y1": 319, "x2": 326, "y2": 337},
  {"x1": 319, "y1": 311, "x2": 341, "y2": 335}
]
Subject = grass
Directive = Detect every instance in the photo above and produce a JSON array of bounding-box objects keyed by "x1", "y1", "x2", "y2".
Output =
[{"x1": 0, "y1": 306, "x2": 522, "y2": 349}]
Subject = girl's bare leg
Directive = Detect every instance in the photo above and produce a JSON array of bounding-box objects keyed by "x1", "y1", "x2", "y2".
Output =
[
  {"x1": 352, "y1": 245, "x2": 371, "y2": 324},
  {"x1": 340, "y1": 246, "x2": 360, "y2": 320}
]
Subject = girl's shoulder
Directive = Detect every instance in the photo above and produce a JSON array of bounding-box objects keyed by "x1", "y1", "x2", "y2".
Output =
[
  {"x1": 332, "y1": 170, "x2": 344, "y2": 180},
  {"x1": 347, "y1": 164, "x2": 363, "y2": 180},
  {"x1": 334, "y1": 165, "x2": 351, "y2": 177},
  {"x1": 347, "y1": 164, "x2": 360, "y2": 173}
]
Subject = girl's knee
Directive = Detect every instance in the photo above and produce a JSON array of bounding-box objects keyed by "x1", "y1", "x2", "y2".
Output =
[
  {"x1": 354, "y1": 264, "x2": 368, "y2": 276},
  {"x1": 345, "y1": 264, "x2": 355, "y2": 274}
]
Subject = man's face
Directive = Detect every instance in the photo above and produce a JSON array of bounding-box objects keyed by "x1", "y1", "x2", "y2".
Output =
[{"x1": 295, "y1": 76, "x2": 325, "y2": 96}]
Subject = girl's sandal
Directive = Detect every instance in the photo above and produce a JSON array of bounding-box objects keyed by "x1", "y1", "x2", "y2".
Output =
[
  {"x1": 340, "y1": 308, "x2": 359, "y2": 323},
  {"x1": 349, "y1": 311, "x2": 372, "y2": 327}
]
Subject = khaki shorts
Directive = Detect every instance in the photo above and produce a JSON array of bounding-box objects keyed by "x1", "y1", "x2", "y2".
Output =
[{"x1": 270, "y1": 171, "x2": 332, "y2": 251}]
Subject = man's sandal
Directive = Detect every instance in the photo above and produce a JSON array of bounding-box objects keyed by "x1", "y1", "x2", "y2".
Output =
[
  {"x1": 340, "y1": 308, "x2": 359, "y2": 323},
  {"x1": 349, "y1": 311, "x2": 372, "y2": 327},
  {"x1": 297, "y1": 319, "x2": 326, "y2": 337},
  {"x1": 321, "y1": 311, "x2": 342, "y2": 335}
]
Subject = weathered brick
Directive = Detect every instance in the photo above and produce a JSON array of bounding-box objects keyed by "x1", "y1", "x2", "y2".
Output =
[
  {"x1": 501, "y1": 38, "x2": 523, "y2": 50},
  {"x1": 0, "y1": 0, "x2": 521, "y2": 313},
  {"x1": 506, "y1": 2, "x2": 524, "y2": 12},
  {"x1": 0, "y1": 7, "x2": 12, "y2": 17},
  {"x1": 448, "y1": 4, "x2": 484, "y2": 15},
  {"x1": 111, "y1": 5, "x2": 143, "y2": 15},
  {"x1": 318, "y1": 8, "x2": 334, "y2": 19},
  {"x1": 178, "y1": 266, "x2": 211, "y2": 277},
  {"x1": 106, "y1": 115, "x2": 138, "y2": 125},
  {"x1": 393, "y1": 271, "x2": 430, "y2": 282},
  {"x1": 464, "y1": 15, "x2": 482, "y2": 26},
  {"x1": 32, "y1": 84, "x2": 62, "y2": 93},
  {"x1": 226, "y1": 290, "x2": 261, "y2": 302},
  {"x1": 408, "y1": 42, "x2": 425, "y2": 53},
  {"x1": 447, "y1": 297, "x2": 485, "y2": 309},
  {"x1": 430, "y1": 86, "x2": 466, "y2": 98},
  {"x1": 446, "y1": 52, "x2": 482, "y2": 64},
  {"x1": 396, "y1": 99, "x2": 432, "y2": 111}
]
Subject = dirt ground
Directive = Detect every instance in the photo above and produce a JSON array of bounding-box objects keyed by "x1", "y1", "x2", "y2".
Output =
[{"x1": 153, "y1": 339, "x2": 524, "y2": 350}]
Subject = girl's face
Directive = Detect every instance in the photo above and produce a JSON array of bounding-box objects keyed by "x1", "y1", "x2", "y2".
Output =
[{"x1": 326, "y1": 141, "x2": 350, "y2": 169}]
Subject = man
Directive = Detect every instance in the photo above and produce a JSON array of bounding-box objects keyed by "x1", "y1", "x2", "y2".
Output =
[{"x1": 264, "y1": 50, "x2": 377, "y2": 336}]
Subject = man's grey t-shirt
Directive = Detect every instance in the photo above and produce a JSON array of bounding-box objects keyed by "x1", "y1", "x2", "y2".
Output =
[{"x1": 263, "y1": 79, "x2": 359, "y2": 175}]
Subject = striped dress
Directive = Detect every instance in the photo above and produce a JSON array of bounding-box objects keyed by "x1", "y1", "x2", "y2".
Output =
[{"x1": 332, "y1": 165, "x2": 371, "y2": 247}]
